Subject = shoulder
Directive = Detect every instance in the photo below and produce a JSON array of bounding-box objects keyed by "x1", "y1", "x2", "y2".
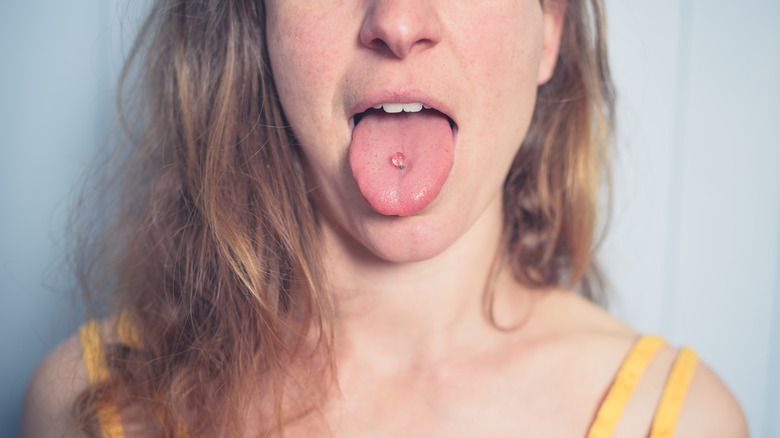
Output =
[
  {"x1": 20, "y1": 320, "x2": 118, "y2": 438},
  {"x1": 673, "y1": 357, "x2": 749, "y2": 437},
  {"x1": 532, "y1": 291, "x2": 748, "y2": 437},
  {"x1": 21, "y1": 332, "x2": 89, "y2": 438},
  {"x1": 612, "y1": 342, "x2": 748, "y2": 437}
]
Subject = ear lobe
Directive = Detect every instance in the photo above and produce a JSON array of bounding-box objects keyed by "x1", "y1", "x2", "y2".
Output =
[{"x1": 537, "y1": 0, "x2": 566, "y2": 85}]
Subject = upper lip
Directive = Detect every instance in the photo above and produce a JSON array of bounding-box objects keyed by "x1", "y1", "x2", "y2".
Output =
[{"x1": 348, "y1": 89, "x2": 457, "y2": 128}]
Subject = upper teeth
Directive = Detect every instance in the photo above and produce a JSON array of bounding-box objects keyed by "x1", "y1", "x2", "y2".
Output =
[{"x1": 372, "y1": 102, "x2": 432, "y2": 113}]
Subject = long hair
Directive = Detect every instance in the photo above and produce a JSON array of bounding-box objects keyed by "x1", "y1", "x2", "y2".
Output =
[
  {"x1": 73, "y1": 0, "x2": 614, "y2": 435},
  {"x1": 504, "y1": 0, "x2": 614, "y2": 302}
]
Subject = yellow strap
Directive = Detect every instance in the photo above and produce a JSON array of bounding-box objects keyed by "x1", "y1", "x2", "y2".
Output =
[
  {"x1": 649, "y1": 347, "x2": 699, "y2": 438},
  {"x1": 587, "y1": 335, "x2": 667, "y2": 438},
  {"x1": 110, "y1": 313, "x2": 191, "y2": 437},
  {"x1": 114, "y1": 311, "x2": 141, "y2": 349},
  {"x1": 79, "y1": 321, "x2": 126, "y2": 438}
]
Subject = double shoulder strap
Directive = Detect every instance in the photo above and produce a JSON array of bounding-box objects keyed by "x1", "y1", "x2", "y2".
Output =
[
  {"x1": 79, "y1": 320, "x2": 126, "y2": 438},
  {"x1": 80, "y1": 322, "x2": 698, "y2": 438},
  {"x1": 587, "y1": 335, "x2": 700, "y2": 438}
]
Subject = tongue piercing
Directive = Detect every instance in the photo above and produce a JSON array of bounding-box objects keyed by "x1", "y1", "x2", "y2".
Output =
[{"x1": 391, "y1": 152, "x2": 407, "y2": 170}]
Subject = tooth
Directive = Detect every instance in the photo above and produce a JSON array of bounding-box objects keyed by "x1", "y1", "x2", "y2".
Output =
[
  {"x1": 423, "y1": 104, "x2": 431, "y2": 109},
  {"x1": 382, "y1": 103, "x2": 403, "y2": 113},
  {"x1": 373, "y1": 104, "x2": 382, "y2": 109},
  {"x1": 403, "y1": 103, "x2": 423, "y2": 112}
]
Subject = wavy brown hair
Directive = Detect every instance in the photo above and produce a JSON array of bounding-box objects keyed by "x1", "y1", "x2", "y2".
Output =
[{"x1": 73, "y1": 0, "x2": 614, "y2": 436}]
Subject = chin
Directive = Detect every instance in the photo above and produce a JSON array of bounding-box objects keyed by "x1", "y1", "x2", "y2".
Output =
[
  {"x1": 312, "y1": 156, "x2": 500, "y2": 267},
  {"x1": 341, "y1": 201, "x2": 476, "y2": 265}
]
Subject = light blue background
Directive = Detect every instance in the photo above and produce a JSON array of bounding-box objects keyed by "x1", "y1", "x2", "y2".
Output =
[{"x1": 2, "y1": 1, "x2": 779, "y2": 436}]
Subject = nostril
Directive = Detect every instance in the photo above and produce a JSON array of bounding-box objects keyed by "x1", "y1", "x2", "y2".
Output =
[
  {"x1": 359, "y1": 1, "x2": 442, "y2": 59},
  {"x1": 364, "y1": 37, "x2": 395, "y2": 57}
]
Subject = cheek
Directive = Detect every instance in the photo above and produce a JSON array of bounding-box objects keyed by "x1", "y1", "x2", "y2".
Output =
[
  {"x1": 472, "y1": 9, "x2": 542, "y2": 111},
  {"x1": 266, "y1": 5, "x2": 344, "y2": 139},
  {"x1": 449, "y1": 4, "x2": 544, "y2": 204},
  {"x1": 457, "y1": 5, "x2": 544, "y2": 141}
]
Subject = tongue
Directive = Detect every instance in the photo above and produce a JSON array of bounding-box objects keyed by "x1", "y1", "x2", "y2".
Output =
[{"x1": 350, "y1": 110, "x2": 454, "y2": 216}]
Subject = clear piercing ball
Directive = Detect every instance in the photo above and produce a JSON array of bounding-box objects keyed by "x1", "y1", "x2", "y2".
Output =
[{"x1": 391, "y1": 152, "x2": 406, "y2": 170}]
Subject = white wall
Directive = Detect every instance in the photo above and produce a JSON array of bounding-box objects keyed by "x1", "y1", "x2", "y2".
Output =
[
  {"x1": 1, "y1": 1, "x2": 778, "y2": 436},
  {"x1": 603, "y1": 1, "x2": 780, "y2": 436}
]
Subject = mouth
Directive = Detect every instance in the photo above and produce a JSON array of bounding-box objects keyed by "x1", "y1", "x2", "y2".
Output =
[
  {"x1": 350, "y1": 102, "x2": 457, "y2": 132},
  {"x1": 348, "y1": 97, "x2": 458, "y2": 216}
]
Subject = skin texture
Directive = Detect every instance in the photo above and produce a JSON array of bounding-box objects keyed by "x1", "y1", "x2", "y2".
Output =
[
  {"x1": 265, "y1": 0, "x2": 558, "y2": 263},
  {"x1": 22, "y1": 1, "x2": 749, "y2": 436}
]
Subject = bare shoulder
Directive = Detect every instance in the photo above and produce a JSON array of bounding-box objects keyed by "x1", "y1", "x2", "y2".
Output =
[
  {"x1": 616, "y1": 343, "x2": 748, "y2": 438},
  {"x1": 534, "y1": 291, "x2": 747, "y2": 437},
  {"x1": 674, "y1": 358, "x2": 749, "y2": 437},
  {"x1": 21, "y1": 331, "x2": 88, "y2": 438},
  {"x1": 20, "y1": 320, "x2": 118, "y2": 438},
  {"x1": 533, "y1": 289, "x2": 638, "y2": 339}
]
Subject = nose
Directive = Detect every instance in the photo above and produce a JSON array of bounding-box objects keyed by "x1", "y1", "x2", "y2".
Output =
[{"x1": 359, "y1": 0, "x2": 442, "y2": 59}]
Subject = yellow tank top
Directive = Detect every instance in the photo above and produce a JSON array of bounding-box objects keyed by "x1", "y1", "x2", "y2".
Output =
[{"x1": 80, "y1": 323, "x2": 698, "y2": 437}]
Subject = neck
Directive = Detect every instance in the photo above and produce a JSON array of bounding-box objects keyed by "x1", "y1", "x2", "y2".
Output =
[{"x1": 318, "y1": 199, "x2": 531, "y2": 366}]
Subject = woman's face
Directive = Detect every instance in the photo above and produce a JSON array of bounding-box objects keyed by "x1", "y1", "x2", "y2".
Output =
[{"x1": 265, "y1": 0, "x2": 563, "y2": 263}]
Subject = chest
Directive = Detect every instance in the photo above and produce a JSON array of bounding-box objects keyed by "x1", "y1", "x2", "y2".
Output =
[{"x1": 280, "y1": 356, "x2": 608, "y2": 438}]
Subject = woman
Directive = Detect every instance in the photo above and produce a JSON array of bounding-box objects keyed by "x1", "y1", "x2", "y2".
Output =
[{"x1": 22, "y1": 0, "x2": 747, "y2": 436}]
